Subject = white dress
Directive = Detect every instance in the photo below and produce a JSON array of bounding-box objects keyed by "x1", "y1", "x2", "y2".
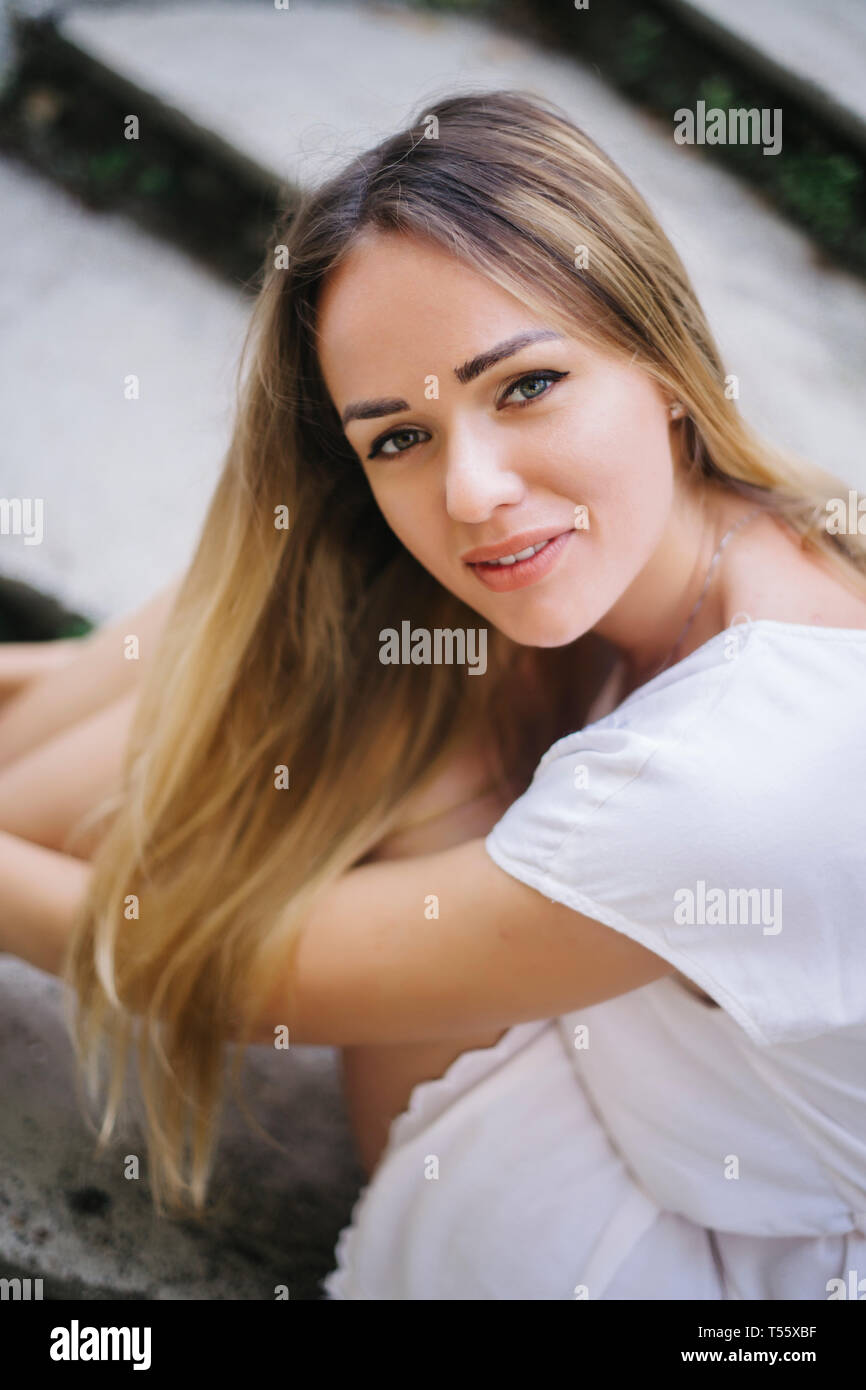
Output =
[{"x1": 322, "y1": 619, "x2": 866, "y2": 1299}]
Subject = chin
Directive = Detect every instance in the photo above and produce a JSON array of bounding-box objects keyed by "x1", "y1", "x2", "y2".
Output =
[{"x1": 491, "y1": 613, "x2": 592, "y2": 649}]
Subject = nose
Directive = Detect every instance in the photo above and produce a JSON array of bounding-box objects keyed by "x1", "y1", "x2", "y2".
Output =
[{"x1": 443, "y1": 426, "x2": 526, "y2": 523}]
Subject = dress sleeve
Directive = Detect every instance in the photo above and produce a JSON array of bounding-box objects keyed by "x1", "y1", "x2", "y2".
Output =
[{"x1": 484, "y1": 717, "x2": 864, "y2": 1048}]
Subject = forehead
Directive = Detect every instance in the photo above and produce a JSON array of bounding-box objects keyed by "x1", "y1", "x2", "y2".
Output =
[{"x1": 316, "y1": 231, "x2": 551, "y2": 398}]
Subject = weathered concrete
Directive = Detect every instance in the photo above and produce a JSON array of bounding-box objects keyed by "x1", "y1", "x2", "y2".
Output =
[
  {"x1": 664, "y1": 0, "x2": 866, "y2": 149},
  {"x1": 0, "y1": 157, "x2": 250, "y2": 624},
  {"x1": 0, "y1": 957, "x2": 364, "y2": 1299}
]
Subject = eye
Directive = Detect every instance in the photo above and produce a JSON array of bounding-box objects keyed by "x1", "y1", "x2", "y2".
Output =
[
  {"x1": 367, "y1": 426, "x2": 430, "y2": 460},
  {"x1": 498, "y1": 370, "x2": 568, "y2": 407},
  {"x1": 365, "y1": 369, "x2": 568, "y2": 460}
]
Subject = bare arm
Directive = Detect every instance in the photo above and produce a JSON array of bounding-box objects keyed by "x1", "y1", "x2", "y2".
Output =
[
  {"x1": 0, "y1": 576, "x2": 182, "y2": 769},
  {"x1": 0, "y1": 724, "x2": 671, "y2": 1044},
  {"x1": 0, "y1": 729, "x2": 505, "y2": 977},
  {"x1": 0, "y1": 829, "x2": 90, "y2": 975},
  {"x1": 253, "y1": 837, "x2": 674, "y2": 1048},
  {"x1": 0, "y1": 638, "x2": 82, "y2": 697}
]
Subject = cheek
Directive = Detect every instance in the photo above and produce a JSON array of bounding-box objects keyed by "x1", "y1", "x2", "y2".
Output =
[
  {"x1": 542, "y1": 380, "x2": 671, "y2": 485},
  {"x1": 368, "y1": 479, "x2": 489, "y2": 607},
  {"x1": 542, "y1": 397, "x2": 675, "y2": 587},
  {"x1": 551, "y1": 398, "x2": 673, "y2": 514},
  {"x1": 366, "y1": 478, "x2": 446, "y2": 571}
]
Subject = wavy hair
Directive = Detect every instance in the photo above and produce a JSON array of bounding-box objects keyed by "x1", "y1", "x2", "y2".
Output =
[{"x1": 63, "y1": 89, "x2": 866, "y2": 1214}]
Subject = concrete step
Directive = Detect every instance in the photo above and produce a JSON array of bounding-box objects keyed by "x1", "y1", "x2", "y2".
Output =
[
  {"x1": 0, "y1": 957, "x2": 363, "y2": 1300},
  {"x1": 11, "y1": 0, "x2": 866, "y2": 155},
  {"x1": 662, "y1": 0, "x2": 866, "y2": 150},
  {"x1": 0, "y1": 154, "x2": 250, "y2": 624}
]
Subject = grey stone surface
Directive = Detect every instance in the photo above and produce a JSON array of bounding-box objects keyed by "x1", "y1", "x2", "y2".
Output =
[
  {"x1": 0, "y1": 957, "x2": 364, "y2": 1299},
  {"x1": 0, "y1": 157, "x2": 250, "y2": 625},
  {"x1": 667, "y1": 0, "x2": 866, "y2": 147},
  {"x1": 0, "y1": 2, "x2": 14, "y2": 98}
]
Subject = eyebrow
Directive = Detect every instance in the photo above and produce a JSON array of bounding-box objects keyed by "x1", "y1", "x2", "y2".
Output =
[{"x1": 340, "y1": 329, "x2": 563, "y2": 428}]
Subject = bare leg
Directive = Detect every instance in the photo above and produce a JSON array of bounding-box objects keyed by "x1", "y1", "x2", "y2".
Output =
[
  {"x1": 341, "y1": 1029, "x2": 508, "y2": 1179},
  {"x1": 338, "y1": 779, "x2": 515, "y2": 1180}
]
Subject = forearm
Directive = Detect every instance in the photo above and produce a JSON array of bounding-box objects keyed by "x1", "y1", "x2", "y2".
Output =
[
  {"x1": 0, "y1": 576, "x2": 182, "y2": 768},
  {"x1": 0, "y1": 638, "x2": 82, "y2": 696},
  {"x1": 0, "y1": 829, "x2": 91, "y2": 976}
]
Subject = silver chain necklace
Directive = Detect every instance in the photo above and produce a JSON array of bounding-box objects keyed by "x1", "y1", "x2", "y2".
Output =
[{"x1": 640, "y1": 504, "x2": 765, "y2": 685}]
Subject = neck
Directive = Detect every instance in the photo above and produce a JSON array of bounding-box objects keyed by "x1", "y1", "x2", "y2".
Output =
[{"x1": 592, "y1": 484, "x2": 758, "y2": 690}]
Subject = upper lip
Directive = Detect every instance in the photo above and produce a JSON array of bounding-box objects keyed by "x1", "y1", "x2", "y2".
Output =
[{"x1": 461, "y1": 525, "x2": 568, "y2": 565}]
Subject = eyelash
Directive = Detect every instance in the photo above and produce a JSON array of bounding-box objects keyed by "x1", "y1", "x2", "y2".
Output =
[{"x1": 366, "y1": 369, "x2": 569, "y2": 460}]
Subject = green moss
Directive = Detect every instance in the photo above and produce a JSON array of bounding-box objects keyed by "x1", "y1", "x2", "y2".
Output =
[
  {"x1": 697, "y1": 76, "x2": 736, "y2": 111},
  {"x1": 87, "y1": 147, "x2": 131, "y2": 183},
  {"x1": 135, "y1": 163, "x2": 173, "y2": 196},
  {"x1": 619, "y1": 14, "x2": 668, "y2": 83},
  {"x1": 775, "y1": 152, "x2": 860, "y2": 241}
]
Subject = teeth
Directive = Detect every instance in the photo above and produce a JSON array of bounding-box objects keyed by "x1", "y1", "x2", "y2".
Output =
[{"x1": 484, "y1": 539, "x2": 550, "y2": 567}]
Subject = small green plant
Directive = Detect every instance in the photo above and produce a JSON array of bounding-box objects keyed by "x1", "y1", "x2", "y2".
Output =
[
  {"x1": 619, "y1": 14, "x2": 667, "y2": 83},
  {"x1": 774, "y1": 152, "x2": 859, "y2": 241},
  {"x1": 87, "y1": 147, "x2": 130, "y2": 184}
]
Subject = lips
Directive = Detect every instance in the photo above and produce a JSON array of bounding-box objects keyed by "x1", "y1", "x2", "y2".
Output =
[
  {"x1": 461, "y1": 526, "x2": 568, "y2": 566},
  {"x1": 467, "y1": 529, "x2": 574, "y2": 593}
]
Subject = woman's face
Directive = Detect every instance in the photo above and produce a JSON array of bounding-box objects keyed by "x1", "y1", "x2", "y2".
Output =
[{"x1": 317, "y1": 230, "x2": 680, "y2": 647}]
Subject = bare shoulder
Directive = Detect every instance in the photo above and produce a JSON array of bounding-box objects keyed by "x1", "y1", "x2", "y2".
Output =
[
  {"x1": 400, "y1": 728, "x2": 510, "y2": 825},
  {"x1": 364, "y1": 732, "x2": 513, "y2": 863}
]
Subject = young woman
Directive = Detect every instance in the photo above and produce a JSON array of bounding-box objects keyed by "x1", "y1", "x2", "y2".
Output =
[{"x1": 2, "y1": 89, "x2": 865, "y2": 1301}]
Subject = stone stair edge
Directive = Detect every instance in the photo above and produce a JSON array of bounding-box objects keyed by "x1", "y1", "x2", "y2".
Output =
[
  {"x1": 655, "y1": 0, "x2": 866, "y2": 152},
  {"x1": 10, "y1": 9, "x2": 287, "y2": 197},
  {"x1": 12, "y1": 0, "x2": 866, "y2": 196}
]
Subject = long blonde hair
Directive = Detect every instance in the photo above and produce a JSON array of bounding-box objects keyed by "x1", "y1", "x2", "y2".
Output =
[{"x1": 64, "y1": 89, "x2": 866, "y2": 1215}]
